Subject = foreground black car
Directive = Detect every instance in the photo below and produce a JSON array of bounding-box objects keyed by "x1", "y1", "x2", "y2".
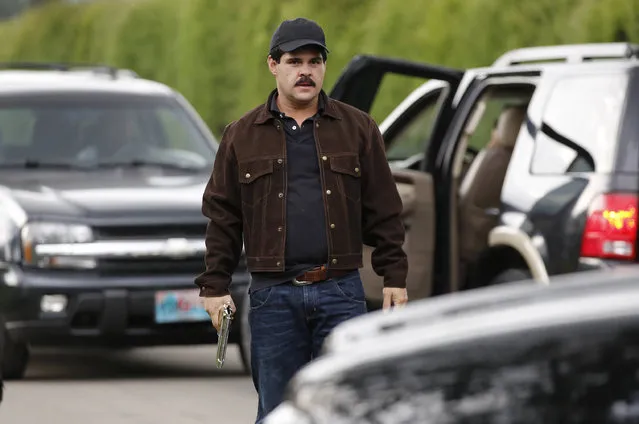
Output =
[
  {"x1": 266, "y1": 265, "x2": 639, "y2": 423},
  {"x1": 0, "y1": 63, "x2": 250, "y2": 379}
]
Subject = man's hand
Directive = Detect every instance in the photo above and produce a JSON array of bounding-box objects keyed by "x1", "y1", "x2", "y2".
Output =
[
  {"x1": 203, "y1": 294, "x2": 236, "y2": 332},
  {"x1": 382, "y1": 287, "x2": 408, "y2": 311}
]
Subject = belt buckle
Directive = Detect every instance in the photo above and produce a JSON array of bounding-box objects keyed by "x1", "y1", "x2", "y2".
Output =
[{"x1": 292, "y1": 277, "x2": 313, "y2": 286}]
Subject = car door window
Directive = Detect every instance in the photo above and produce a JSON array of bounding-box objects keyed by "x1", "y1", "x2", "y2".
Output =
[
  {"x1": 530, "y1": 73, "x2": 628, "y2": 174},
  {"x1": 328, "y1": 55, "x2": 464, "y2": 164},
  {"x1": 458, "y1": 85, "x2": 536, "y2": 153},
  {"x1": 385, "y1": 100, "x2": 439, "y2": 162},
  {"x1": 464, "y1": 98, "x2": 519, "y2": 151}
]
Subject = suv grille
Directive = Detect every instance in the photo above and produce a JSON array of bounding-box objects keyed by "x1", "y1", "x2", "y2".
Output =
[
  {"x1": 97, "y1": 256, "x2": 205, "y2": 276},
  {"x1": 92, "y1": 223, "x2": 209, "y2": 276},
  {"x1": 94, "y1": 223, "x2": 207, "y2": 240}
]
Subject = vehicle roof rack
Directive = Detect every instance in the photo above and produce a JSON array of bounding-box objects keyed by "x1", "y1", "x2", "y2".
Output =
[
  {"x1": 492, "y1": 42, "x2": 639, "y2": 67},
  {"x1": 0, "y1": 62, "x2": 138, "y2": 78}
]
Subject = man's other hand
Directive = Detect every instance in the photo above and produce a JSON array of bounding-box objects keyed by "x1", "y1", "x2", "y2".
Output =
[
  {"x1": 203, "y1": 294, "x2": 236, "y2": 332},
  {"x1": 382, "y1": 287, "x2": 408, "y2": 311}
]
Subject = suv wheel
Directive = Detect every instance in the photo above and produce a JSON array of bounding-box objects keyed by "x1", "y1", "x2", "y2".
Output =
[
  {"x1": 489, "y1": 268, "x2": 533, "y2": 285},
  {"x1": 238, "y1": 291, "x2": 251, "y2": 375},
  {"x1": 2, "y1": 330, "x2": 29, "y2": 380}
]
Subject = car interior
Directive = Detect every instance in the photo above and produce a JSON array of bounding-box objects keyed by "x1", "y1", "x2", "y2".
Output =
[
  {"x1": 360, "y1": 83, "x2": 535, "y2": 306},
  {"x1": 452, "y1": 85, "x2": 535, "y2": 290},
  {"x1": 457, "y1": 105, "x2": 527, "y2": 260}
]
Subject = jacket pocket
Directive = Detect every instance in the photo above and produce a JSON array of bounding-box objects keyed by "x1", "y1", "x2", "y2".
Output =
[
  {"x1": 329, "y1": 154, "x2": 361, "y2": 203},
  {"x1": 238, "y1": 158, "x2": 274, "y2": 207}
]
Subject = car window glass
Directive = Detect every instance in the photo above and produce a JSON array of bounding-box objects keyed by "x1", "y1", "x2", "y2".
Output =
[
  {"x1": 531, "y1": 73, "x2": 628, "y2": 174},
  {"x1": 458, "y1": 85, "x2": 535, "y2": 152},
  {"x1": 0, "y1": 94, "x2": 215, "y2": 170},
  {"x1": 450, "y1": 84, "x2": 534, "y2": 182},
  {"x1": 464, "y1": 98, "x2": 515, "y2": 151},
  {"x1": 0, "y1": 109, "x2": 35, "y2": 146},
  {"x1": 385, "y1": 99, "x2": 439, "y2": 162},
  {"x1": 156, "y1": 108, "x2": 202, "y2": 151}
]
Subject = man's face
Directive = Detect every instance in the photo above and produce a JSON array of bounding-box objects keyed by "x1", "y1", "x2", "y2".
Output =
[{"x1": 268, "y1": 47, "x2": 326, "y2": 105}]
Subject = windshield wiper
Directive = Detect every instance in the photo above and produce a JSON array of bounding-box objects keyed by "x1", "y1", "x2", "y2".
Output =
[
  {"x1": 95, "y1": 159, "x2": 205, "y2": 171},
  {"x1": 0, "y1": 160, "x2": 91, "y2": 169},
  {"x1": 0, "y1": 159, "x2": 207, "y2": 171}
]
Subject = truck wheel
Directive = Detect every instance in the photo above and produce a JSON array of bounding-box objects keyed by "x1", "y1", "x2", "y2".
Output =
[
  {"x1": 2, "y1": 333, "x2": 29, "y2": 380},
  {"x1": 238, "y1": 290, "x2": 251, "y2": 375},
  {"x1": 488, "y1": 268, "x2": 533, "y2": 285}
]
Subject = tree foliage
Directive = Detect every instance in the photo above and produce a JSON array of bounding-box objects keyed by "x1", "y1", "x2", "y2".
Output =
[{"x1": 0, "y1": 0, "x2": 636, "y2": 136}]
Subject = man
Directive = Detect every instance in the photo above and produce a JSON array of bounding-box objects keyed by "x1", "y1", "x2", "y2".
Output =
[{"x1": 194, "y1": 17, "x2": 408, "y2": 423}]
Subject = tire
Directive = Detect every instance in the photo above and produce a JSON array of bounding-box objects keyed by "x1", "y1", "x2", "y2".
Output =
[
  {"x1": 0, "y1": 330, "x2": 3, "y2": 404},
  {"x1": 488, "y1": 268, "x2": 533, "y2": 286},
  {"x1": 238, "y1": 289, "x2": 252, "y2": 375},
  {"x1": 2, "y1": 331, "x2": 28, "y2": 380}
]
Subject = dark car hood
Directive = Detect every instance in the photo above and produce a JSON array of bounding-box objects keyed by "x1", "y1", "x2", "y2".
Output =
[{"x1": 0, "y1": 168, "x2": 211, "y2": 222}]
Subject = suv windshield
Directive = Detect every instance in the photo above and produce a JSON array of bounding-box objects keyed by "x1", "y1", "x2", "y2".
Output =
[{"x1": 0, "y1": 92, "x2": 216, "y2": 170}]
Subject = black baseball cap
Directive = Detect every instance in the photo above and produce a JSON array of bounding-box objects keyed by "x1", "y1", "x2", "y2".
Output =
[{"x1": 269, "y1": 18, "x2": 329, "y2": 56}]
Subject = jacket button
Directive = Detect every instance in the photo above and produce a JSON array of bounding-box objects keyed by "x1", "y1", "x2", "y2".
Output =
[
  {"x1": 277, "y1": 226, "x2": 283, "y2": 232},
  {"x1": 277, "y1": 261, "x2": 281, "y2": 266},
  {"x1": 277, "y1": 158, "x2": 283, "y2": 164},
  {"x1": 330, "y1": 223, "x2": 335, "y2": 229},
  {"x1": 278, "y1": 192, "x2": 284, "y2": 198},
  {"x1": 245, "y1": 173, "x2": 251, "y2": 178},
  {"x1": 326, "y1": 189, "x2": 331, "y2": 195},
  {"x1": 354, "y1": 167, "x2": 359, "y2": 173},
  {"x1": 316, "y1": 122, "x2": 320, "y2": 128},
  {"x1": 322, "y1": 156, "x2": 327, "y2": 161},
  {"x1": 331, "y1": 258, "x2": 338, "y2": 264}
]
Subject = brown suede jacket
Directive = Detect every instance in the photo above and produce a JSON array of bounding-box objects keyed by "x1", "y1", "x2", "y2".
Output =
[{"x1": 195, "y1": 89, "x2": 407, "y2": 296}]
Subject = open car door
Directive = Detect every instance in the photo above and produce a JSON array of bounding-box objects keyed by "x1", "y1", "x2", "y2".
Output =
[{"x1": 329, "y1": 55, "x2": 464, "y2": 306}]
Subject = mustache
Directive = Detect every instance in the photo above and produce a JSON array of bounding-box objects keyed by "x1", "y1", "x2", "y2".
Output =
[{"x1": 295, "y1": 76, "x2": 316, "y2": 86}]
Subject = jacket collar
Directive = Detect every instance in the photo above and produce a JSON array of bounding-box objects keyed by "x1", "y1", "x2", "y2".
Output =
[{"x1": 253, "y1": 88, "x2": 342, "y2": 124}]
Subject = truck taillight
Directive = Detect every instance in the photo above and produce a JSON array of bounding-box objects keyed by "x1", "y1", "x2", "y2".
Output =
[{"x1": 580, "y1": 193, "x2": 638, "y2": 260}]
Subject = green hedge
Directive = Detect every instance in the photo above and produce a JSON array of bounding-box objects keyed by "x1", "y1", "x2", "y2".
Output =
[{"x1": 0, "y1": 0, "x2": 637, "y2": 137}]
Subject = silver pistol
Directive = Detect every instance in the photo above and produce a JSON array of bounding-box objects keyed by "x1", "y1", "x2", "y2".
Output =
[{"x1": 216, "y1": 303, "x2": 234, "y2": 369}]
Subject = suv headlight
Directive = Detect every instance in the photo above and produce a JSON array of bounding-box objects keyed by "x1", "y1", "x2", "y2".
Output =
[{"x1": 21, "y1": 222, "x2": 95, "y2": 269}]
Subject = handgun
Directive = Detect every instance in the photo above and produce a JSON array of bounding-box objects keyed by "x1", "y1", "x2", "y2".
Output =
[{"x1": 216, "y1": 303, "x2": 234, "y2": 369}]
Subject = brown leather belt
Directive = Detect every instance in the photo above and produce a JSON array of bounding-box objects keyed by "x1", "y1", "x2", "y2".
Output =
[{"x1": 292, "y1": 265, "x2": 355, "y2": 286}]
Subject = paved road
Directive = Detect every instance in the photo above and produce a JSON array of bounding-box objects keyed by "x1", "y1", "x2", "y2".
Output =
[{"x1": 0, "y1": 345, "x2": 258, "y2": 424}]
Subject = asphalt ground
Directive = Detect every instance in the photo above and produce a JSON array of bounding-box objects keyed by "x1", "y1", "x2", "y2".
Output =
[{"x1": 0, "y1": 344, "x2": 258, "y2": 424}]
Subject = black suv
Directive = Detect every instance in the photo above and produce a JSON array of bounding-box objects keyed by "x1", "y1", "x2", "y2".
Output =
[
  {"x1": 326, "y1": 42, "x2": 639, "y2": 307},
  {"x1": 0, "y1": 63, "x2": 250, "y2": 379}
]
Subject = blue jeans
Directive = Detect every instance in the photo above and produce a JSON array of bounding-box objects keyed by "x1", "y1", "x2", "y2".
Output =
[{"x1": 249, "y1": 269, "x2": 368, "y2": 423}]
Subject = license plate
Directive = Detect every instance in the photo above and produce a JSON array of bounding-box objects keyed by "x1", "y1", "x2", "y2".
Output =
[{"x1": 154, "y1": 289, "x2": 211, "y2": 324}]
